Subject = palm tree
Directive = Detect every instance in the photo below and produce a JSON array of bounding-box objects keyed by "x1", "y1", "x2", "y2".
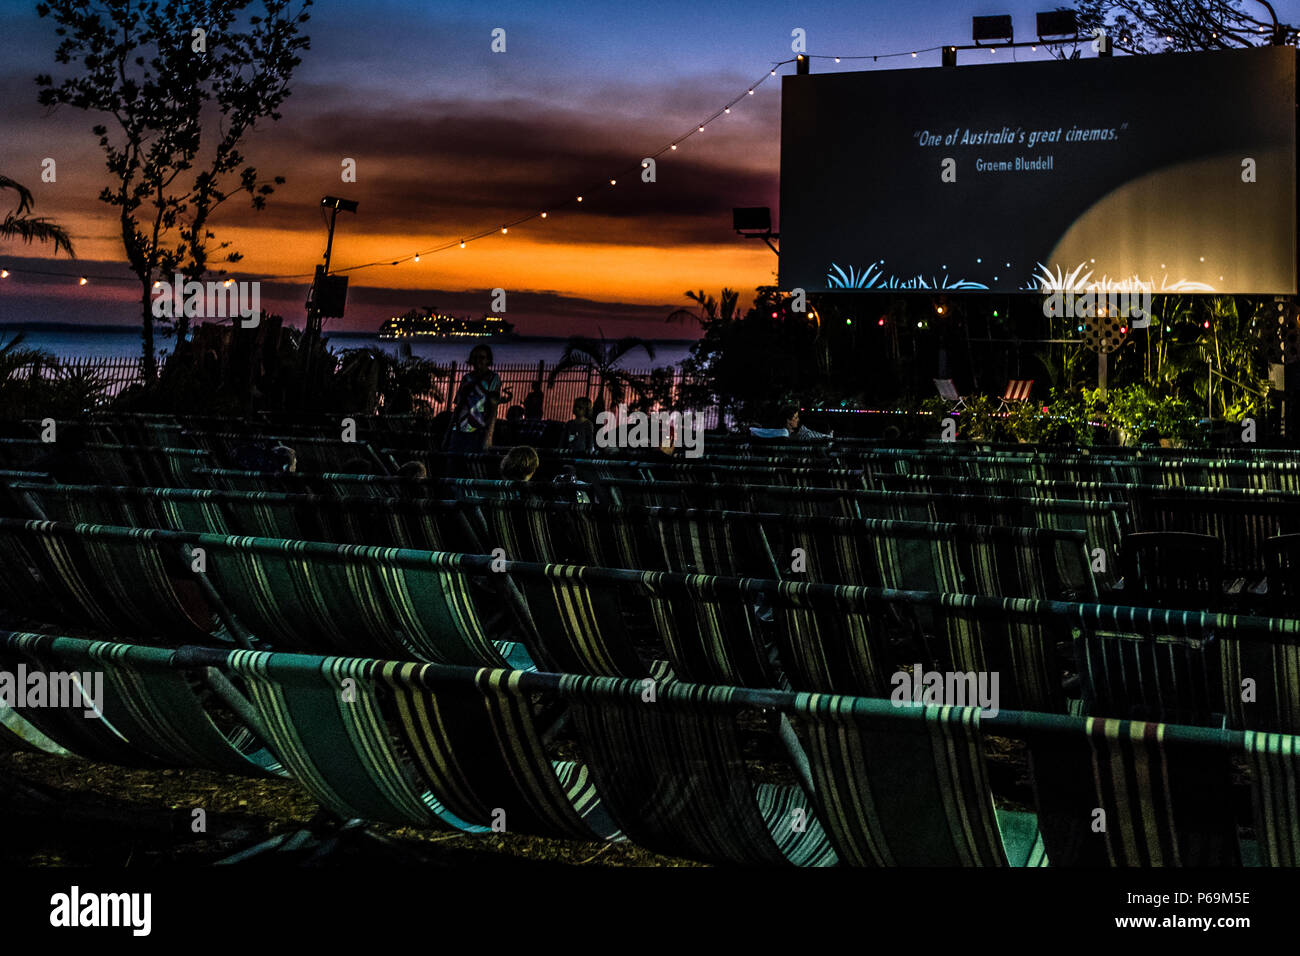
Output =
[
  {"x1": 548, "y1": 332, "x2": 656, "y2": 411},
  {"x1": 667, "y1": 288, "x2": 740, "y2": 326},
  {"x1": 0, "y1": 176, "x2": 74, "y2": 256}
]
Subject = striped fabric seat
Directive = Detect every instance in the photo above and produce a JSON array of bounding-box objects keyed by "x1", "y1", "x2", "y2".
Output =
[
  {"x1": 797, "y1": 696, "x2": 1045, "y2": 866},
  {"x1": 0, "y1": 632, "x2": 281, "y2": 776},
  {"x1": 15, "y1": 484, "x2": 486, "y2": 552},
  {"x1": 200, "y1": 648, "x2": 613, "y2": 836},
  {"x1": 1025, "y1": 716, "x2": 1239, "y2": 866},
  {"x1": 193, "y1": 538, "x2": 526, "y2": 664},
  {"x1": 0, "y1": 519, "x2": 219, "y2": 641},
  {"x1": 763, "y1": 513, "x2": 1093, "y2": 599},
  {"x1": 1131, "y1": 487, "x2": 1300, "y2": 581},
  {"x1": 83, "y1": 444, "x2": 213, "y2": 487},
  {"x1": 996, "y1": 379, "x2": 1034, "y2": 411},
  {"x1": 554, "y1": 672, "x2": 835, "y2": 865}
]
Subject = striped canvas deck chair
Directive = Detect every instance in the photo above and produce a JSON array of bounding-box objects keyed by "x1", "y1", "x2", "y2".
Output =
[
  {"x1": 995, "y1": 378, "x2": 1034, "y2": 413},
  {"x1": 0, "y1": 519, "x2": 219, "y2": 642},
  {"x1": 1025, "y1": 716, "x2": 1239, "y2": 866},
  {"x1": 1243, "y1": 731, "x2": 1300, "y2": 865},
  {"x1": 637, "y1": 506, "x2": 780, "y2": 578},
  {"x1": 933, "y1": 378, "x2": 967, "y2": 413},
  {"x1": 468, "y1": 498, "x2": 603, "y2": 566},
  {"x1": 0, "y1": 632, "x2": 280, "y2": 776},
  {"x1": 796, "y1": 696, "x2": 1045, "y2": 866},
  {"x1": 198, "y1": 647, "x2": 619, "y2": 839},
  {"x1": 0, "y1": 471, "x2": 51, "y2": 518},
  {"x1": 84, "y1": 444, "x2": 212, "y2": 487},
  {"x1": 557, "y1": 672, "x2": 836, "y2": 865},
  {"x1": 761, "y1": 484, "x2": 890, "y2": 519},
  {"x1": 770, "y1": 581, "x2": 915, "y2": 696},
  {"x1": 195, "y1": 536, "x2": 529, "y2": 665},
  {"x1": 1132, "y1": 489, "x2": 1299, "y2": 586},
  {"x1": 1076, "y1": 623, "x2": 1224, "y2": 728},
  {"x1": 1118, "y1": 531, "x2": 1226, "y2": 610},
  {"x1": 12, "y1": 483, "x2": 231, "y2": 535},
  {"x1": 1217, "y1": 614, "x2": 1300, "y2": 734}
]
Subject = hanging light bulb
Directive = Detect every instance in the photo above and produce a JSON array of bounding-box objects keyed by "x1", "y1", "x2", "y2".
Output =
[
  {"x1": 1, "y1": 270, "x2": 9, "y2": 279},
  {"x1": 911, "y1": 51, "x2": 917, "y2": 57},
  {"x1": 747, "y1": 89, "x2": 754, "y2": 95},
  {"x1": 79, "y1": 276, "x2": 88, "y2": 285},
  {"x1": 834, "y1": 57, "x2": 840, "y2": 63},
  {"x1": 540, "y1": 212, "x2": 548, "y2": 219},
  {"x1": 577, "y1": 195, "x2": 583, "y2": 202},
  {"x1": 501, "y1": 226, "x2": 508, "y2": 234},
  {"x1": 724, "y1": 107, "x2": 730, "y2": 114},
  {"x1": 698, "y1": 125, "x2": 704, "y2": 132},
  {"x1": 459, "y1": 240, "x2": 465, "y2": 248},
  {"x1": 413, "y1": 254, "x2": 420, "y2": 262},
  {"x1": 670, "y1": 144, "x2": 677, "y2": 150},
  {"x1": 610, "y1": 178, "x2": 616, "y2": 185}
]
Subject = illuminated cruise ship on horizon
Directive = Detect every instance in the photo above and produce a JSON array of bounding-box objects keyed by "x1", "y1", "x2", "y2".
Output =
[{"x1": 378, "y1": 307, "x2": 516, "y2": 341}]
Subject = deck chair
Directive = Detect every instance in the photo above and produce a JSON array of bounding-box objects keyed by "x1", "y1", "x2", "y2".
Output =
[
  {"x1": 1118, "y1": 531, "x2": 1226, "y2": 610},
  {"x1": 933, "y1": 378, "x2": 967, "y2": 413},
  {"x1": 996, "y1": 379, "x2": 1034, "y2": 413},
  {"x1": 1265, "y1": 534, "x2": 1300, "y2": 616}
]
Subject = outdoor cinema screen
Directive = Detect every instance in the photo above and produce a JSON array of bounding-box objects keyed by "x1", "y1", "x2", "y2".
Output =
[{"x1": 779, "y1": 46, "x2": 1297, "y2": 295}]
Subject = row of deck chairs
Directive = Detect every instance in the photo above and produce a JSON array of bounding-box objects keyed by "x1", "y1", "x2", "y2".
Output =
[
  {"x1": 3, "y1": 422, "x2": 1300, "y2": 866},
  {"x1": 10, "y1": 629, "x2": 1300, "y2": 867}
]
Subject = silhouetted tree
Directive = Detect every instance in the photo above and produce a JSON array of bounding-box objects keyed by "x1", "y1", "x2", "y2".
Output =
[{"x1": 36, "y1": 0, "x2": 312, "y2": 381}]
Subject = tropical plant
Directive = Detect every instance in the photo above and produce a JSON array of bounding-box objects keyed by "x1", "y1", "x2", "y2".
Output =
[
  {"x1": 0, "y1": 333, "x2": 114, "y2": 419},
  {"x1": 668, "y1": 289, "x2": 740, "y2": 327},
  {"x1": 0, "y1": 176, "x2": 74, "y2": 256},
  {"x1": 547, "y1": 332, "x2": 656, "y2": 412},
  {"x1": 333, "y1": 348, "x2": 446, "y2": 416},
  {"x1": 1103, "y1": 382, "x2": 1199, "y2": 445}
]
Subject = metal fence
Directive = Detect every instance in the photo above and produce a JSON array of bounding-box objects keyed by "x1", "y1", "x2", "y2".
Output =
[
  {"x1": 10, "y1": 355, "x2": 721, "y2": 428},
  {"x1": 431, "y1": 360, "x2": 719, "y2": 429},
  {"x1": 11, "y1": 356, "x2": 145, "y2": 399}
]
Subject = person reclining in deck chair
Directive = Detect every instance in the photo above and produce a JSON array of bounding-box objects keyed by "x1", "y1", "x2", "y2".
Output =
[{"x1": 780, "y1": 405, "x2": 832, "y2": 440}]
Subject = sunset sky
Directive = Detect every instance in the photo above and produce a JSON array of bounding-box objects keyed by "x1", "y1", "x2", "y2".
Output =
[{"x1": 2, "y1": 0, "x2": 1289, "y2": 339}]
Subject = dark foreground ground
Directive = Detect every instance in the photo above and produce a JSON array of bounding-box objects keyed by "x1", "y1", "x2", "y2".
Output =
[{"x1": 0, "y1": 747, "x2": 701, "y2": 867}]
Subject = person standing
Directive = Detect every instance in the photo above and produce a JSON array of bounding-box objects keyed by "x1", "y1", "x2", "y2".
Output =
[
  {"x1": 563, "y1": 396, "x2": 596, "y2": 454},
  {"x1": 446, "y1": 345, "x2": 502, "y2": 454}
]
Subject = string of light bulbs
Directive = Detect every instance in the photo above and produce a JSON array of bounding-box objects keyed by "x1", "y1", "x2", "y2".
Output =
[{"x1": 0, "y1": 42, "x2": 1003, "y2": 289}]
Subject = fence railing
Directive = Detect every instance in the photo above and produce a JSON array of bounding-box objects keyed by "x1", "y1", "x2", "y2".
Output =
[
  {"x1": 10, "y1": 354, "x2": 721, "y2": 428},
  {"x1": 427, "y1": 360, "x2": 718, "y2": 429},
  {"x1": 11, "y1": 357, "x2": 145, "y2": 399}
]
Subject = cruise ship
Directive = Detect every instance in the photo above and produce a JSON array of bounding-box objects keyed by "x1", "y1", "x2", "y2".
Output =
[{"x1": 378, "y1": 307, "x2": 516, "y2": 341}]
